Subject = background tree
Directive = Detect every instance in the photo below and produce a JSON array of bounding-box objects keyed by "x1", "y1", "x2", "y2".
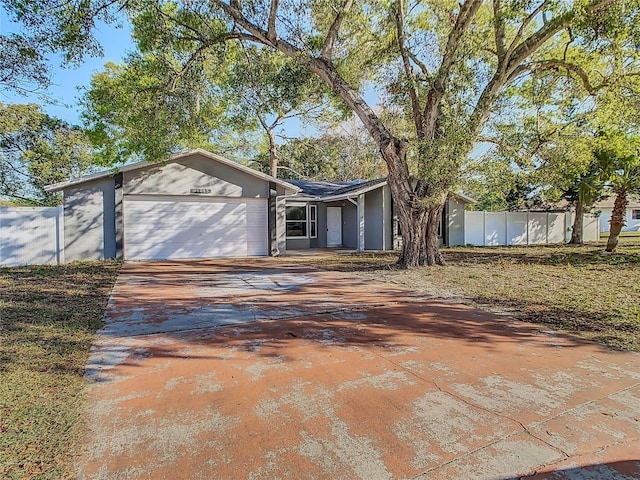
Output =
[
  {"x1": 0, "y1": 0, "x2": 122, "y2": 94},
  {"x1": 279, "y1": 120, "x2": 386, "y2": 181},
  {"x1": 0, "y1": 103, "x2": 93, "y2": 205},
  {"x1": 83, "y1": 4, "x2": 335, "y2": 175}
]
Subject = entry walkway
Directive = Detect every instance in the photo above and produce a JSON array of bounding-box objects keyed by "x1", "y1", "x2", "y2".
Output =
[{"x1": 79, "y1": 259, "x2": 640, "y2": 479}]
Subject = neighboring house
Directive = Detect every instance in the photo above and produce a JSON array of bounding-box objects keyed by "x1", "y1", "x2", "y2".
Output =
[
  {"x1": 593, "y1": 195, "x2": 640, "y2": 233},
  {"x1": 44, "y1": 149, "x2": 474, "y2": 262}
]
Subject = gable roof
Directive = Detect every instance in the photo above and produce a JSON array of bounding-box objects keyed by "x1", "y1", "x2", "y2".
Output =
[
  {"x1": 44, "y1": 149, "x2": 300, "y2": 193},
  {"x1": 287, "y1": 178, "x2": 387, "y2": 201},
  {"x1": 288, "y1": 178, "x2": 476, "y2": 204},
  {"x1": 594, "y1": 195, "x2": 640, "y2": 209}
]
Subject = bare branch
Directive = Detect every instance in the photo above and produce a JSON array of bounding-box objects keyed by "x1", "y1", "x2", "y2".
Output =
[
  {"x1": 406, "y1": 50, "x2": 431, "y2": 78},
  {"x1": 504, "y1": 0, "x2": 549, "y2": 63},
  {"x1": 395, "y1": 0, "x2": 424, "y2": 137},
  {"x1": 423, "y1": 0, "x2": 483, "y2": 137},
  {"x1": 320, "y1": 0, "x2": 353, "y2": 61},
  {"x1": 506, "y1": 0, "x2": 616, "y2": 75},
  {"x1": 267, "y1": 0, "x2": 279, "y2": 42},
  {"x1": 493, "y1": 0, "x2": 506, "y2": 61}
]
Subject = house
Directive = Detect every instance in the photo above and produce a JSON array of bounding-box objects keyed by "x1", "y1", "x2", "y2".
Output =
[
  {"x1": 44, "y1": 149, "x2": 474, "y2": 262},
  {"x1": 593, "y1": 195, "x2": 640, "y2": 233},
  {"x1": 283, "y1": 179, "x2": 475, "y2": 251}
]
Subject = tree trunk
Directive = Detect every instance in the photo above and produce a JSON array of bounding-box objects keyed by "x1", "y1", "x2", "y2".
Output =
[
  {"x1": 569, "y1": 200, "x2": 584, "y2": 244},
  {"x1": 605, "y1": 187, "x2": 628, "y2": 252},
  {"x1": 266, "y1": 127, "x2": 279, "y2": 178},
  {"x1": 380, "y1": 141, "x2": 447, "y2": 268}
]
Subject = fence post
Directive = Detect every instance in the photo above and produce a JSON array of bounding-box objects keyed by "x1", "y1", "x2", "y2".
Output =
[
  {"x1": 57, "y1": 205, "x2": 65, "y2": 264},
  {"x1": 545, "y1": 212, "x2": 549, "y2": 244}
]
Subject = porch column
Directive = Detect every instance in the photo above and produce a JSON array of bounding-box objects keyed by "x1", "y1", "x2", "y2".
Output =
[{"x1": 357, "y1": 193, "x2": 365, "y2": 252}]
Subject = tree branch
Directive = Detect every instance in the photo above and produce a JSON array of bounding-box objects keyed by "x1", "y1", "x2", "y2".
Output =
[
  {"x1": 267, "y1": 0, "x2": 279, "y2": 42},
  {"x1": 395, "y1": 0, "x2": 424, "y2": 138},
  {"x1": 493, "y1": 0, "x2": 506, "y2": 61},
  {"x1": 321, "y1": 0, "x2": 353, "y2": 61},
  {"x1": 423, "y1": 0, "x2": 483, "y2": 138},
  {"x1": 506, "y1": 0, "x2": 616, "y2": 75}
]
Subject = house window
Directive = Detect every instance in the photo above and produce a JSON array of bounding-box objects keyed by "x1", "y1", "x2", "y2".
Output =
[
  {"x1": 286, "y1": 205, "x2": 307, "y2": 237},
  {"x1": 310, "y1": 205, "x2": 317, "y2": 238},
  {"x1": 633, "y1": 210, "x2": 640, "y2": 220}
]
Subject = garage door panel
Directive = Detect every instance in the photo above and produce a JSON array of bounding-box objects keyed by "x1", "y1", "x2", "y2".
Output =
[{"x1": 124, "y1": 196, "x2": 267, "y2": 260}]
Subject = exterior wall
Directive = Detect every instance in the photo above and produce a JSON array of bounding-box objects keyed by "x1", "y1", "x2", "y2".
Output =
[
  {"x1": 124, "y1": 153, "x2": 269, "y2": 198},
  {"x1": 598, "y1": 207, "x2": 640, "y2": 233},
  {"x1": 63, "y1": 177, "x2": 116, "y2": 261},
  {"x1": 447, "y1": 197, "x2": 466, "y2": 246},
  {"x1": 0, "y1": 207, "x2": 64, "y2": 266},
  {"x1": 364, "y1": 189, "x2": 384, "y2": 250},
  {"x1": 341, "y1": 202, "x2": 358, "y2": 249},
  {"x1": 275, "y1": 195, "x2": 287, "y2": 255},
  {"x1": 315, "y1": 203, "x2": 327, "y2": 248}
]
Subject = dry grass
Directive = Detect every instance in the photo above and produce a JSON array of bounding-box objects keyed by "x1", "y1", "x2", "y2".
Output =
[
  {"x1": 0, "y1": 262, "x2": 120, "y2": 479},
  {"x1": 296, "y1": 238, "x2": 640, "y2": 352}
]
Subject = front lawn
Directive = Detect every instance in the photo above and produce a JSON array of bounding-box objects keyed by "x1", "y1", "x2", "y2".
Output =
[
  {"x1": 0, "y1": 263, "x2": 120, "y2": 479},
  {"x1": 302, "y1": 239, "x2": 640, "y2": 352}
]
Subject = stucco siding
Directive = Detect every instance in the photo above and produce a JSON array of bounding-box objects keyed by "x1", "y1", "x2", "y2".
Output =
[
  {"x1": 286, "y1": 238, "x2": 311, "y2": 249},
  {"x1": 598, "y1": 207, "x2": 640, "y2": 233},
  {"x1": 364, "y1": 189, "x2": 384, "y2": 250},
  {"x1": 64, "y1": 177, "x2": 116, "y2": 261},
  {"x1": 316, "y1": 204, "x2": 328, "y2": 248},
  {"x1": 124, "y1": 153, "x2": 269, "y2": 198},
  {"x1": 342, "y1": 202, "x2": 358, "y2": 249},
  {"x1": 447, "y1": 197, "x2": 466, "y2": 246}
]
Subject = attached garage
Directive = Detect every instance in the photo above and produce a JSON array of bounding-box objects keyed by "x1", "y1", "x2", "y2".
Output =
[
  {"x1": 123, "y1": 196, "x2": 268, "y2": 260},
  {"x1": 44, "y1": 149, "x2": 298, "y2": 262}
]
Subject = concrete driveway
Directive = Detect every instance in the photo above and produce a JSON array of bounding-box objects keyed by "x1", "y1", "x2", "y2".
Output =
[{"x1": 79, "y1": 259, "x2": 640, "y2": 480}]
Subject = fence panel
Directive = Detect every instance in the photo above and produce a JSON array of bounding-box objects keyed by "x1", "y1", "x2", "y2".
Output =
[
  {"x1": 0, "y1": 207, "x2": 64, "y2": 266},
  {"x1": 507, "y1": 213, "x2": 527, "y2": 245},
  {"x1": 485, "y1": 212, "x2": 507, "y2": 246},
  {"x1": 464, "y1": 211, "x2": 598, "y2": 246}
]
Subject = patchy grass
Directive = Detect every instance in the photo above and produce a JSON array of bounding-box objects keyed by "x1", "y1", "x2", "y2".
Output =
[
  {"x1": 298, "y1": 239, "x2": 640, "y2": 352},
  {"x1": 0, "y1": 262, "x2": 120, "y2": 480}
]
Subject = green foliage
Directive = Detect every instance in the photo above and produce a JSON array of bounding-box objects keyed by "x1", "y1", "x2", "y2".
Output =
[
  {"x1": 0, "y1": 0, "x2": 119, "y2": 93},
  {"x1": 0, "y1": 103, "x2": 93, "y2": 205},
  {"x1": 83, "y1": 2, "x2": 337, "y2": 166},
  {"x1": 279, "y1": 123, "x2": 386, "y2": 181}
]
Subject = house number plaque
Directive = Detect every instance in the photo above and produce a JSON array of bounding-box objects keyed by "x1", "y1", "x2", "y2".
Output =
[{"x1": 190, "y1": 188, "x2": 212, "y2": 194}]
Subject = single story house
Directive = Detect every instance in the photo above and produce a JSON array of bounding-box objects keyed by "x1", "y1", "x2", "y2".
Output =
[
  {"x1": 593, "y1": 195, "x2": 640, "y2": 233},
  {"x1": 45, "y1": 149, "x2": 474, "y2": 262}
]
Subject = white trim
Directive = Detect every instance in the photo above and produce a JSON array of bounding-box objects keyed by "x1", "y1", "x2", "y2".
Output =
[
  {"x1": 45, "y1": 148, "x2": 300, "y2": 194},
  {"x1": 319, "y1": 180, "x2": 387, "y2": 202},
  {"x1": 309, "y1": 205, "x2": 317, "y2": 239},
  {"x1": 285, "y1": 202, "x2": 309, "y2": 239}
]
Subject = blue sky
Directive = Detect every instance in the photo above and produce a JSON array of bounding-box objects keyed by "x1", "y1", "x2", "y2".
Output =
[
  {"x1": 0, "y1": 9, "x2": 133, "y2": 124},
  {"x1": 0, "y1": 8, "x2": 382, "y2": 140}
]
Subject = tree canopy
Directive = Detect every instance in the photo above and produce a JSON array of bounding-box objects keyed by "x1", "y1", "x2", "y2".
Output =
[
  {"x1": 0, "y1": 103, "x2": 94, "y2": 205},
  {"x1": 8, "y1": 0, "x2": 640, "y2": 266}
]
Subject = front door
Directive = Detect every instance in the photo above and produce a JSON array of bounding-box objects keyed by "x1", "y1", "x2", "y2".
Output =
[{"x1": 326, "y1": 207, "x2": 342, "y2": 247}]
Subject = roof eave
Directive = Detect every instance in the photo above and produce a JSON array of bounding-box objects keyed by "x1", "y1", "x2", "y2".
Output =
[
  {"x1": 317, "y1": 180, "x2": 388, "y2": 202},
  {"x1": 44, "y1": 148, "x2": 301, "y2": 194}
]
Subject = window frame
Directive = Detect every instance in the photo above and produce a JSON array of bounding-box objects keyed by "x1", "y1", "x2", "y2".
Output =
[
  {"x1": 309, "y1": 205, "x2": 317, "y2": 239},
  {"x1": 632, "y1": 209, "x2": 640, "y2": 220},
  {"x1": 285, "y1": 203, "x2": 319, "y2": 240}
]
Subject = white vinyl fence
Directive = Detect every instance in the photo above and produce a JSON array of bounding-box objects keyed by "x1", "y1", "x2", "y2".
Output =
[
  {"x1": 0, "y1": 207, "x2": 64, "y2": 267},
  {"x1": 464, "y1": 211, "x2": 599, "y2": 246}
]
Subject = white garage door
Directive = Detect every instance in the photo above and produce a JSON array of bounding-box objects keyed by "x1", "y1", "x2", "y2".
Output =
[{"x1": 123, "y1": 195, "x2": 268, "y2": 260}]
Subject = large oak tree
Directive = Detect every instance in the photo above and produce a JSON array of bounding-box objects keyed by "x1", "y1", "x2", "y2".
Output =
[{"x1": 150, "y1": 0, "x2": 637, "y2": 266}]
